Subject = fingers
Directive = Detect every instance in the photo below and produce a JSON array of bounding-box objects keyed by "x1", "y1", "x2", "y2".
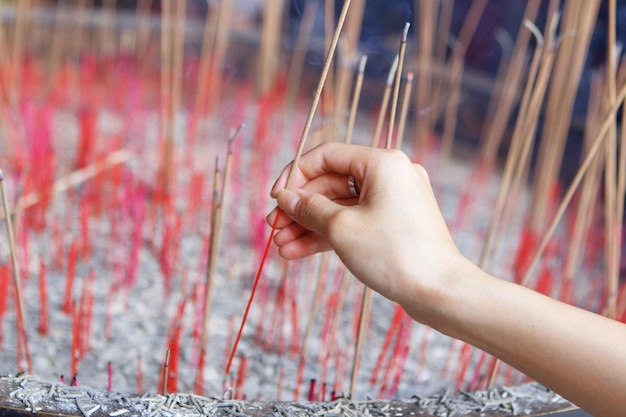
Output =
[
  {"x1": 271, "y1": 142, "x2": 379, "y2": 197},
  {"x1": 276, "y1": 234, "x2": 332, "y2": 259},
  {"x1": 276, "y1": 189, "x2": 346, "y2": 240}
]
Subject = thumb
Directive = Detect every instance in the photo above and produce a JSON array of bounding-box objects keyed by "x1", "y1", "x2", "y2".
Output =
[{"x1": 276, "y1": 189, "x2": 343, "y2": 238}]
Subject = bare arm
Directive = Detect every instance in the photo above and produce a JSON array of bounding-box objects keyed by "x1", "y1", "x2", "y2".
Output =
[{"x1": 267, "y1": 142, "x2": 626, "y2": 417}]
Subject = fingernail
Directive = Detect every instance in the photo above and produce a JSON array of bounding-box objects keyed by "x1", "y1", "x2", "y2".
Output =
[{"x1": 276, "y1": 189, "x2": 300, "y2": 215}]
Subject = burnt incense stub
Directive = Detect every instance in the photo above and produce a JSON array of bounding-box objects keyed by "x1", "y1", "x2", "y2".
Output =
[{"x1": 0, "y1": 375, "x2": 578, "y2": 417}]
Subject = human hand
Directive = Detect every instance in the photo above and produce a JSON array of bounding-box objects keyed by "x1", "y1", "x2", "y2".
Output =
[{"x1": 267, "y1": 142, "x2": 467, "y2": 322}]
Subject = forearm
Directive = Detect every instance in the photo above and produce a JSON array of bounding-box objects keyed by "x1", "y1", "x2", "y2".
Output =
[{"x1": 409, "y1": 259, "x2": 626, "y2": 417}]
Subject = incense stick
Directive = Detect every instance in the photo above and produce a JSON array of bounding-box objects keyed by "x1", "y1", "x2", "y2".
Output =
[
  {"x1": 395, "y1": 72, "x2": 414, "y2": 151},
  {"x1": 226, "y1": 0, "x2": 353, "y2": 375},
  {"x1": 0, "y1": 170, "x2": 31, "y2": 373},
  {"x1": 603, "y1": 0, "x2": 619, "y2": 319},
  {"x1": 386, "y1": 23, "x2": 411, "y2": 149},
  {"x1": 372, "y1": 55, "x2": 399, "y2": 148},
  {"x1": 285, "y1": 1, "x2": 318, "y2": 111},
  {"x1": 345, "y1": 56, "x2": 367, "y2": 145}
]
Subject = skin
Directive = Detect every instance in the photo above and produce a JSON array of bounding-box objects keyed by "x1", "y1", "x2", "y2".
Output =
[{"x1": 266, "y1": 142, "x2": 626, "y2": 417}]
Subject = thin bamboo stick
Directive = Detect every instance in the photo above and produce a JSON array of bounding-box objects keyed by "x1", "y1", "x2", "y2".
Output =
[
  {"x1": 395, "y1": 72, "x2": 414, "y2": 151},
  {"x1": 1, "y1": 150, "x2": 131, "y2": 219},
  {"x1": 160, "y1": 0, "x2": 173, "y2": 194},
  {"x1": 439, "y1": 45, "x2": 464, "y2": 162},
  {"x1": 386, "y1": 23, "x2": 411, "y2": 149},
  {"x1": 258, "y1": 0, "x2": 286, "y2": 94},
  {"x1": 194, "y1": 0, "x2": 219, "y2": 117},
  {"x1": 603, "y1": 0, "x2": 619, "y2": 319},
  {"x1": 0, "y1": 171, "x2": 32, "y2": 374},
  {"x1": 371, "y1": 55, "x2": 399, "y2": 148},
  {"x1": 207, "y1": 0, "x2": 232, "y2": 113},
  {"x1": 345, "y1": 56, "x2": 367, "y2": 145},
  {"x1": 563, "y1": 72, "x2": 604, "y2": 294},
  {"x1": 285, "y1": 1, "x2": 318, "y2": 111},
  {"x1": 413, "y1": 0, "x2": 437, "y2": 152}
]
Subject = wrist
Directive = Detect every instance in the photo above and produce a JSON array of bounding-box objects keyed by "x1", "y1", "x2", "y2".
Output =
[{"x1": 398, "y1": 251, "x2": 478, "y2": 332}]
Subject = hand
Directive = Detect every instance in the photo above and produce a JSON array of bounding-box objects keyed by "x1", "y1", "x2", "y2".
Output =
[{"x1": 267, "y1": 142, "x2": 466, "y2": 321}]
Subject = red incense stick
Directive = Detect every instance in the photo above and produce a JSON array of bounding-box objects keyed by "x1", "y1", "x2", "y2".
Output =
[
  {"x1": 226, "y1": 2, "x2": 353, "y2": 374},
  {"x1": 63, "y1": 241, "x2": 78, "y2": 314},
  {"x1": 38, "y1": 259, "x2": 48, "y2": 335}
]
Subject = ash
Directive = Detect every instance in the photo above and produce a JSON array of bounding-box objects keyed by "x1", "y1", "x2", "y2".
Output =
[{"x1": 0, "y1": 374, "x2": 574, "y2": 417}]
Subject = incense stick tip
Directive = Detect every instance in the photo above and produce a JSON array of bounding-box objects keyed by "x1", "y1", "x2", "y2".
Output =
[
  {"x1": 358, "y1": 56, "x2": 368, "y2": 73},
  {"x1": 407, "y1": 72, "x2": 414, "y2": 82},
  {"x1": 0, "y1": 170, "x2": 4, "y2": 181},
  {"x1": 402, "y1": 22, "x2": 411, "y2": 41}
]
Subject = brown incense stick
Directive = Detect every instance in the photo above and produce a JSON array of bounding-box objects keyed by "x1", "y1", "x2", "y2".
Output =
[
  {"x1": 171, "y1": 0, "x2": 187, "y2": 136},
  {"x1": 604, "y1": 0, "x2": 619, "y2": 319},
  {"x1": 258, "y1": 0, "x2": 286, "y2": 95},
  {"x1": 285, "y1": 1, "x2": 318, "y2": 111},
  {"x1": 563, "y1": 72, "x2": 604, "y2": 289},
  {"x1": 160, "y1": 0, "x2": 174, "y2": 194},
  {"x1": 135, "y1": 0, "x2": 152, "y2": 62},
  {"x1": 197, "y1": 125, "x2": 244, "y2": 382},
  {"x1": 615, "y1": 58, "x2": 626, "y2": 315},
  {"x1": 413, "y1": 0, "x2": 438, "y2": 153},
  {"x1": 395, "y1": 72, "x2": 414, "y2": 151},
  {"x1": 323, "y1": 0, "x2": 336, "y2": 115},
  {"x1": 440, "y1": 45, "x2": 465, "y2": 162},
  {"x1": 0, "y1": 170, "x2": 32, "y2": 374},
  {"x1": 1, "y1": 150, "x2": 132, "y2": 219},
  {"x1": 344, "y1": 56, "x2": 367, "y2": 145},
  {"x1": 9, "y1": 0, "x2": 30, "y2": 106},
  {"x1": 386, "y1": 23, "x2": 411, "y2": 149},
  {"x1": 199, "y1": 157, "x2": 221, "y2": 355},
  {"x1": 349, "y1": 279, "x2": 370, "y2": 399},
  {"x1": 371, "y1": 55, "x2": 399, "y2": 148},
  {"x1": 100, "y1": 0, "x2": 117, "y2": 58},
  {"x1": 207, "y1": 0, "x2": 232, "y2": 113},
  {"x1": 194, "y1": 0, "x2": 219, "y2": 116}
]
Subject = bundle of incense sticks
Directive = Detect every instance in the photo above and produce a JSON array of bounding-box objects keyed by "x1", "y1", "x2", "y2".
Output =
[{"x1": 0, "y1": 0, "x2": 623, "y2": 402}]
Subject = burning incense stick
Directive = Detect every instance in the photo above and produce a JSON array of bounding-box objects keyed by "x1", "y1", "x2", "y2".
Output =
[
  {"x1": 0, "y1": 170, "x2": 31, "y2": 374},
  {"x1": 386, "y1": 23, "x2": 410, "y2": 149},
  {"x1": 226, "y1": 0, "x2": 353, "y2": 375}
]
